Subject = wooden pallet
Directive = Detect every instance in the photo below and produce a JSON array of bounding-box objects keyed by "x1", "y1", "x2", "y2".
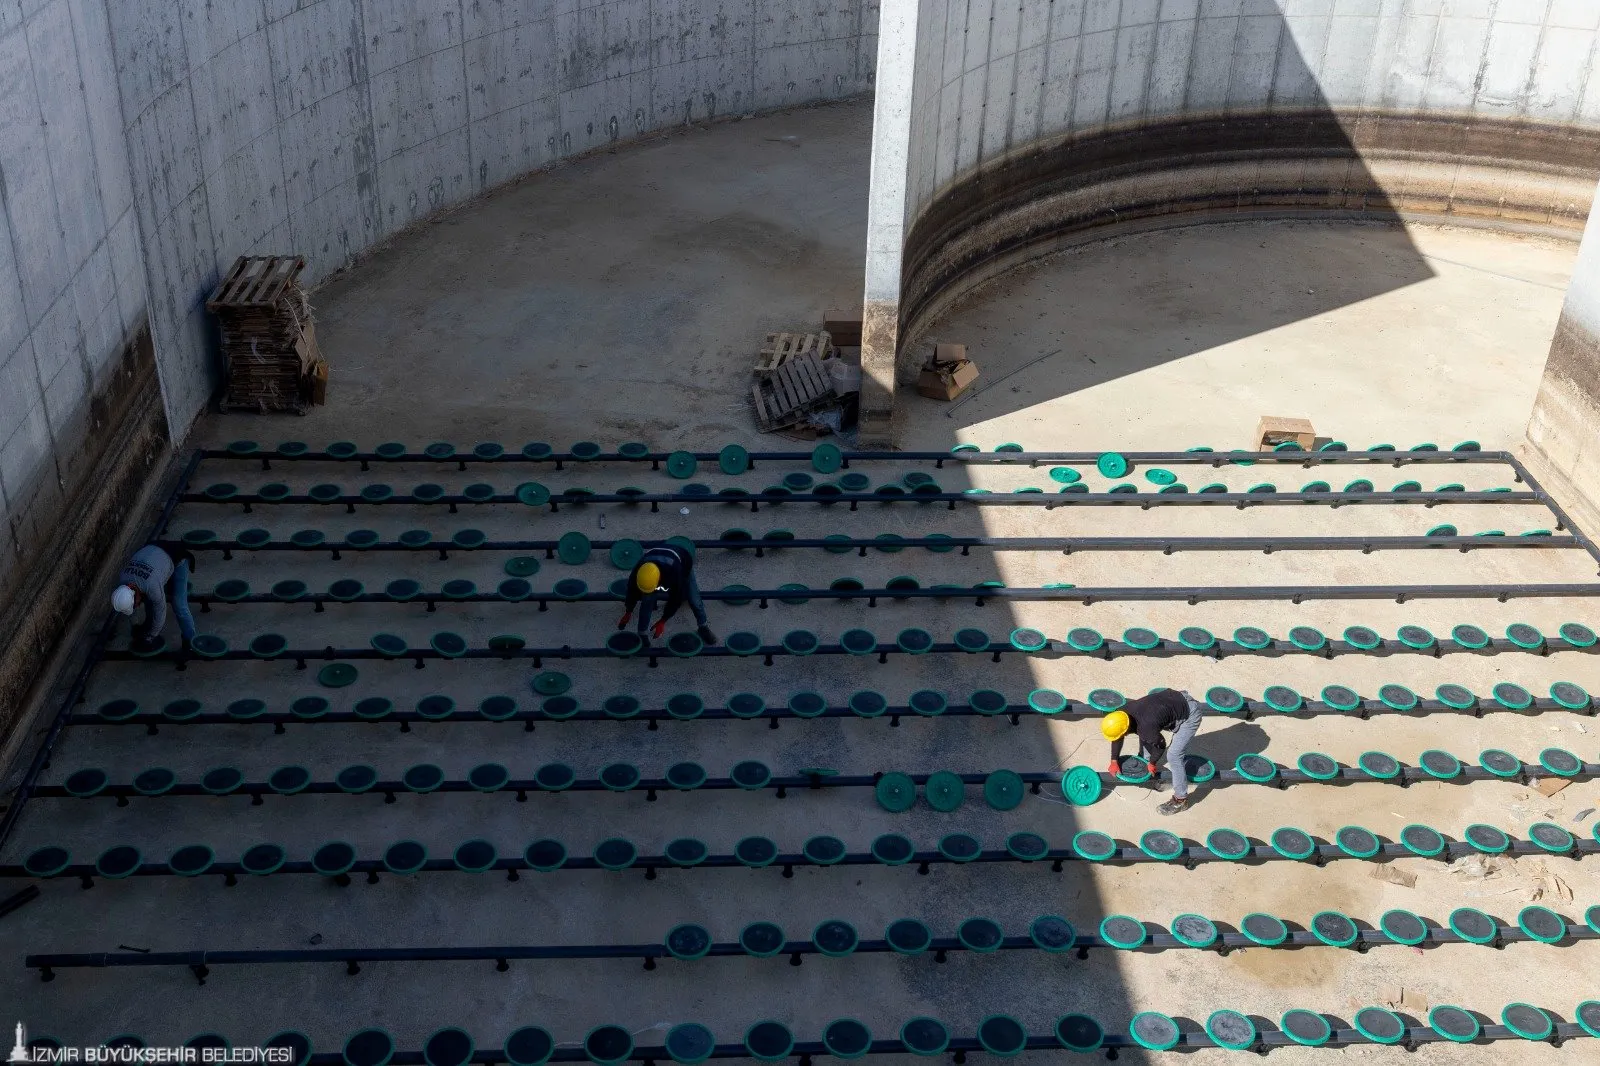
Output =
[
  {"x1": 752, "y1": 352, "x2": 838, "y2": 431},
  {"x1": 207, "y1": 255, "x2": 306, "y2": 310},
  {"x1": 755, "y1": 331, "x2": 832, "y2": 377},
  {"x1": 210, "y1": 255, "x2": 318, "y2": 414}
]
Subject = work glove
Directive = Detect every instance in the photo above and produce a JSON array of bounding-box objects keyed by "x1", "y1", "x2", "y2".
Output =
[
  {"x1": 651, "y1": 619, "x2": 666, "y2": 639},
  {"x1": 617, "y1": 612, "x2": 632, "y2": 630},
  {"x1": 1107, "y1": 759, "x2": 1122, "y2": 775}
]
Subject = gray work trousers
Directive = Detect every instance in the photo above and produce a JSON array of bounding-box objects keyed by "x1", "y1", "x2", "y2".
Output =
[{"x1": 1166, "y1": 692, "x2": 1205, "y2": 799}]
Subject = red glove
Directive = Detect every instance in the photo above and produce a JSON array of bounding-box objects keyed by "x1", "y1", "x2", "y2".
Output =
[
  {"x1": 1108, "y1": 759, "x2": 1121, "y2": 775},
  {"x1": 651, "y1": 619, "x2": 666, "y2": 639},
  {"x1": 617, "y1": 612, "x2": 632, "y2": 630}
]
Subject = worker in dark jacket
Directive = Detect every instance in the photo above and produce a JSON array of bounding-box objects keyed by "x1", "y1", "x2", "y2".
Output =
[
  {"x1": 618, "y1": 544, "x2": 716, "y2": 646},
  {"x1": 110, "y1": 543, "x2": 197, "y2": 653},
  {"x1": 1101, "y1": 688, "x2": 1203, "y2": 815}
]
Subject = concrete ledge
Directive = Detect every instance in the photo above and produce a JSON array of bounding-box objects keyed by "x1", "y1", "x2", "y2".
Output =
[
  {"x1": 1525, "y1": 312, "x2": 1600, "y2": 533},
  {"x1": 0, "y1": 330, "x2": 170, "y2": 778},
  {"x1": 898, "y1": 111, "x2": 1600, "y2": 383}
]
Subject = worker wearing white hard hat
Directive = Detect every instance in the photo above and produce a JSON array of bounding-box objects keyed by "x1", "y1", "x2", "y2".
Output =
[{"x1": 112, "y1": 543, "x2": 196, "y2": 654}]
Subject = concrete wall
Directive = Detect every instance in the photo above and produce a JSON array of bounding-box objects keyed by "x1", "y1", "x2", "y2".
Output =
[
  {"x1": 113, "y1": 0, "x2": 882, "y2": 437},
  {"x1": 0, "y1": 0, "x2": 170, "y2": 752},
  {"x1": 1527, "y1": 176, "x2": 1600, "y2": 523},
  {"x1": 861, "y1": 0, "x2": 1600, "y2": 405},
  {"x1": 1, "y1": 0, "x2": 150, "y2": 584}
]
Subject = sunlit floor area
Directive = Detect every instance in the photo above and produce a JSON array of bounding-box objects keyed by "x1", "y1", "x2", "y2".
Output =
[{"x1": 904, "y1": 223, "x2": 1578, "y2": 454}]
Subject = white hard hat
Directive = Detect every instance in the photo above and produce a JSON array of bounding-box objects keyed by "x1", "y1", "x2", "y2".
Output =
[{"x1": 111, "y1": 585, "x2": 136, "y2": 615}]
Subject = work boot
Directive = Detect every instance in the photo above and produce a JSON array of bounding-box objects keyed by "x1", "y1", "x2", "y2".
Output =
[
  {"x1": 1157, "y1": 797, "x2": 1189, "y2": 816},
  {"x1": 697, "y1": 625, "x2": 718, "y2": 646}
]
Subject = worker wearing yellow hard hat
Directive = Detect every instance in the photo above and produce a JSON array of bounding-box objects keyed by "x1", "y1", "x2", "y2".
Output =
[
  {"x1": 1102, "y1": 688, "x2": 1205, "y2": 815},
  {"x1": 618, "y1": 543, "x2": 716, "y2": 647}
]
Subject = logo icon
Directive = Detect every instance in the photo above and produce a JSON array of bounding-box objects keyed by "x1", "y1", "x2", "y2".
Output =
[{"x1": 7, "y1": 1023, "x2": 29, "y2": 1063}]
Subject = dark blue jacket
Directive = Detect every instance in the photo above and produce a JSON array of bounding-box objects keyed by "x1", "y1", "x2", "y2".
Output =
[{"x1": 623, "y1": 545, "x2": 694, "y2": 622}]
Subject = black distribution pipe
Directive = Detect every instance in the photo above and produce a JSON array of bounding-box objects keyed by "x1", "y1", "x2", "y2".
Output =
[
  {"x1": 6, "y1": 829, "x2": 1597, "y2": 886},
  {"x1": 175, "y1": 533, "x2": 1583, "y2": 556},
  {"x1": 0, "y1": 885, "x2": 40, "y2": 920},
  {"x1": 25, "y1": 907, "x2": 1596, "y2": 976},
  {"x1": 1506, "y1": 453, "x2": 1600, "y2": 572},
  {"x1": 16, "y1": 1014, "x2": 1593, "y2": 1058},
  {"x1": 64, "y1": 692, "x2": 1600, "y2": 730},
  {"x1": 177, "y1": 488, "x2": 1545, "y2": 511},
  {"x1": 196, "y1": 445, "x2": 1511, "y2": 466},
  {"x1": 28, "y1": 757, "x2": 1600, "y2": 804},
  {"x1": 96, "y1": 592, "x2": 1600, "y2": 672},
  {"x1": 186, "y1": 588, "x2": 1600, "y2": 625}
]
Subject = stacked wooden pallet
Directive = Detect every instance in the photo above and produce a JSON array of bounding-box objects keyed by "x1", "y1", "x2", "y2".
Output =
[
  {"x1": 754, "y1": 331, "x2": 831, "y2": 377},
  {"x1": 751, "y1": 331, "x2": 845, "y2": 433},
  {"x1": 207, "y1": 255, "x2": 321, "y2": 414},
  {"x1": 752, "y1": 351, "x2": 840, "y2": 432}
]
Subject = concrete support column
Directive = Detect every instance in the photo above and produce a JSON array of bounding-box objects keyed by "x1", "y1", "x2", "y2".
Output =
[
  {"x1": 857, "y1": 0, "x2": 919, "y2": 449},
  {"x1": 1527, "y1": 178, "x2": 1600, "y2": 523}
]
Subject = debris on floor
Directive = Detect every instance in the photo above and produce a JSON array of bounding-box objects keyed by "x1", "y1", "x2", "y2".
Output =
[
  {"x1": 1534, "y1": 776, "x2": 1572, "y2": 797},
  {"x1": 1448, "y1": 853, "x2": 1572, "y2": 902},
  {"x1": 1518, "y1": 858, "x2": 1574, "y2": 903},
  {"x1": 1381, "y1": 986, "x2": 1430, "y2": 1012},
  {"x1": 915, "y1": 343, "x2": 979, "y2": 401},
  {"x1": 1369, "y1": 862, "x2": 1417, "y2": 888},
  {"x1": 1253, "y1": 414, "x2": 1315, "y2": 450},
  {"x1": 751, "y1": 330, "x2": 856, "y2": 435},
  {"x1": 209, "y1": 254, "x2": 324, "y2": 414}
]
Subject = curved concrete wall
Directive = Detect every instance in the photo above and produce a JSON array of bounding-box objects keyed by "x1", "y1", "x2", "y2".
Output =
[
  {"x1": 905, "y1": 0, "x2": 1600, "y2": 226},
  {"x1": 113, "y1": 0, "x2": 881, "y2": 434},
  {"x1": 859, "y1": 0, "x2": 1600, "y2": 411},
  {"x1": 1528, "y1": 176, "x2": 1600, "y2": 519}
]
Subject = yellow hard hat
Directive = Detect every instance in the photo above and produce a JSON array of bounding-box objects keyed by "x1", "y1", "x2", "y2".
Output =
[
  {"x1": 1100, "y1": 710, "x2": 1130, "y2": 741},
  {"x1": 635, "y1": 561, "x2": 661, "y2": 593}
]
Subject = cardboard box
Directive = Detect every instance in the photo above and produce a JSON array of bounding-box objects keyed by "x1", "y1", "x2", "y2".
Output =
[
  {"x1": 932, "y1": 342, "x2": 967, "y2": 365},
  {"x1": 1253, "y1": 415, "x2": 1315, "y2": 451},
  {"x1": 308, "y1": 359, "x2": 328, "y2": 405},
  {"x1": 917, "y1": 357, "x2": 979, "y2": 401},
  {"x1": 294, "y1": 319, "x2": 320, "y2": 371},
  {"x1": 823, "y1": 309, "x2": 862, "y2": 346}
]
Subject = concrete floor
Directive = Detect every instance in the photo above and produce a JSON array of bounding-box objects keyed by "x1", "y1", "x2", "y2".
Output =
[
  {"x1": 4, "y1": 99, "x2": 1599, "y2": 1064},
  {"x1": 219, "y1": 100, "x2": 875, "y2": 451}
]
